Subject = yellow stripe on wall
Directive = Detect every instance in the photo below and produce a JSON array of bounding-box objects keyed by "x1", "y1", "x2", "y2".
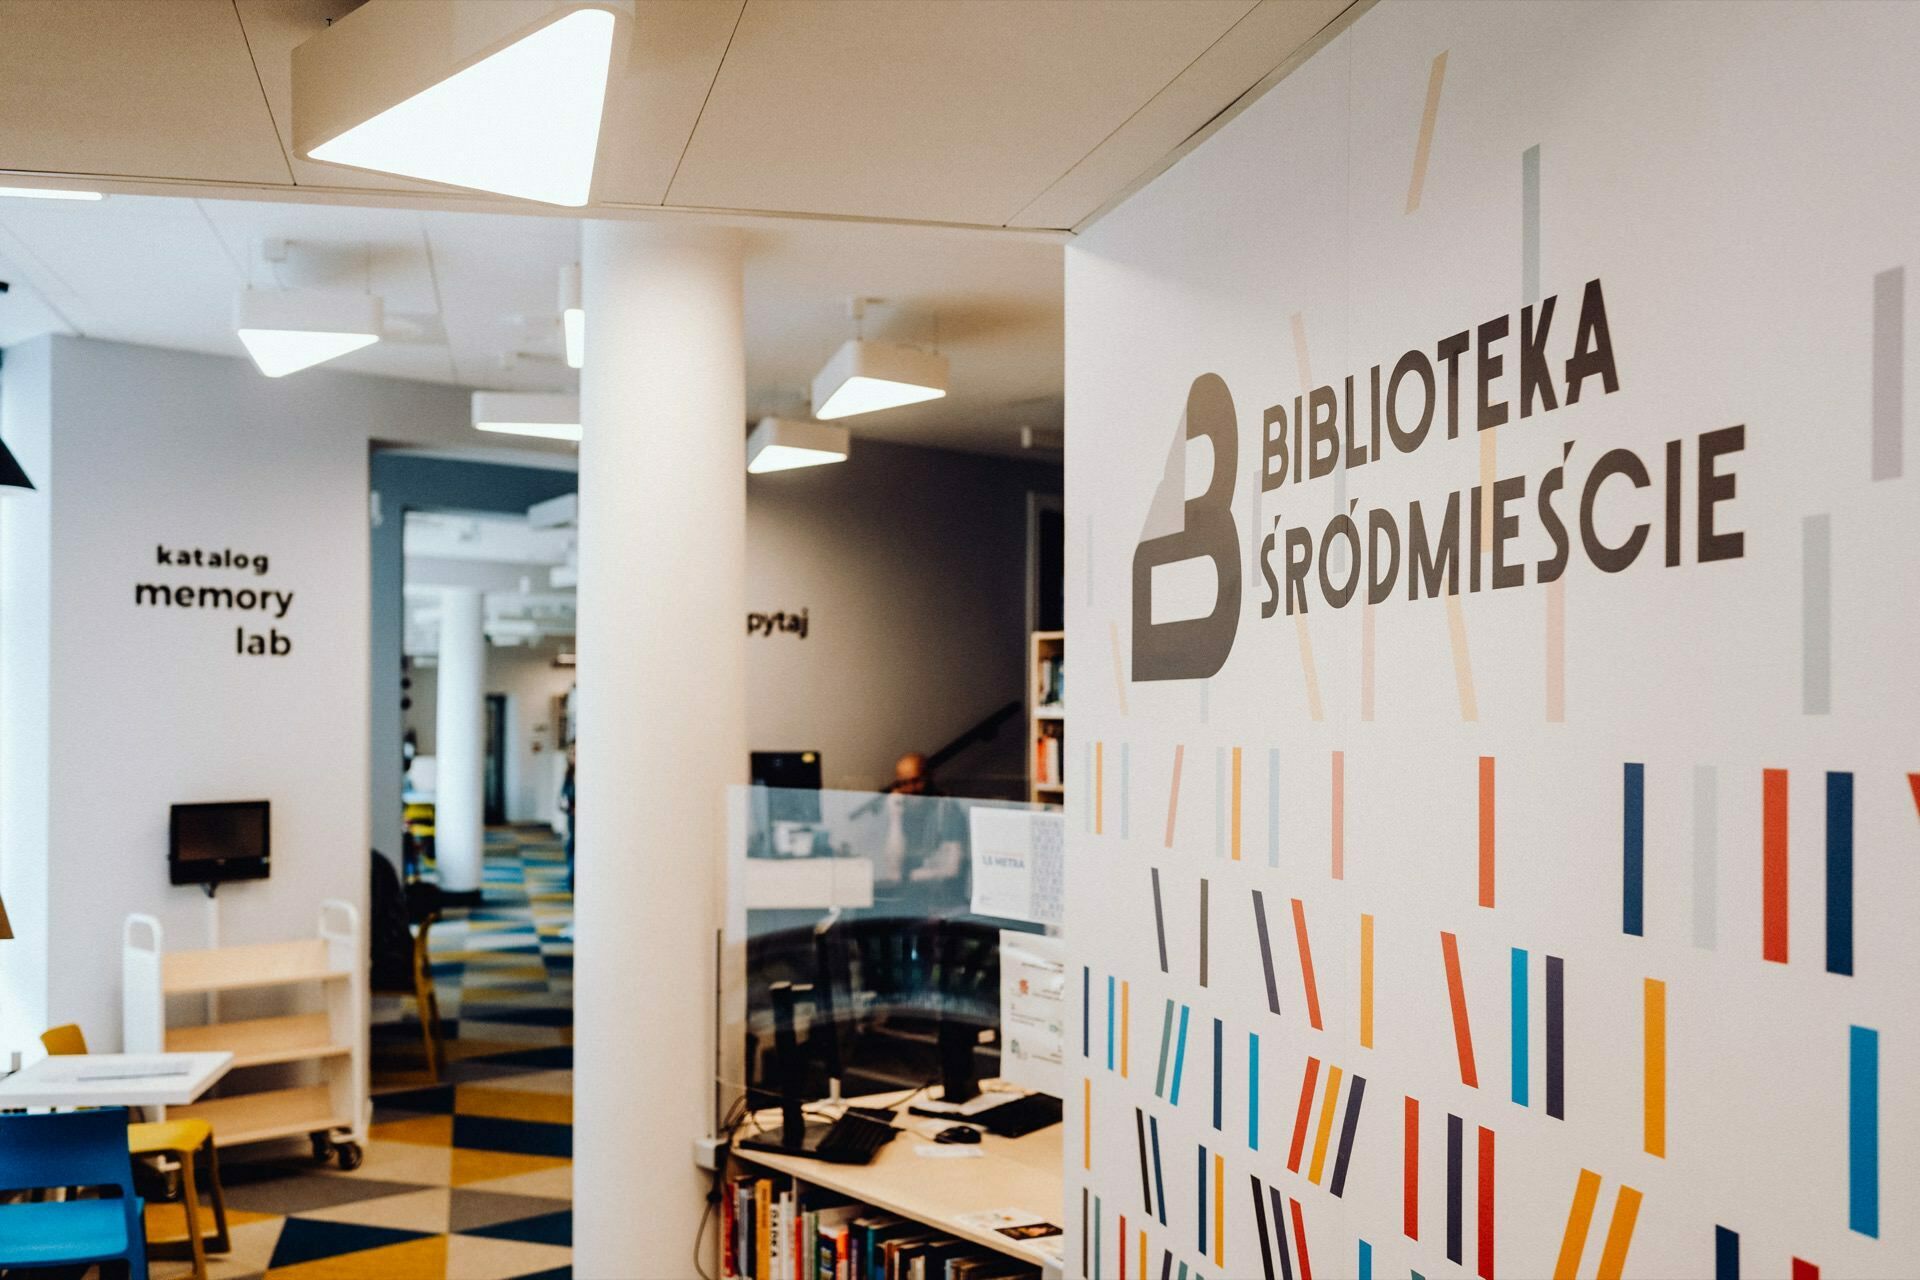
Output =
[
  {"x1": 1308, "y1": 1065, "x2": 1343, "y2": 1184},
  {"x1": 1212, "y1": 1151, "x2": 1225, "y2": 1266},
  {"x1": 1230, "y1": 746, "x2": 1242, "y2": 860},
  {"x1": 1360, "y1": 913, "x2": 1375, "y2": 1049},
  {"x1": 1595, "y1": 1185, "x2": 1644, "y2": 1280},
  {"x1": 1552, "y1": 1168, "x2": 1603, "y2": 1280},
  {"x1": 1083, "y1": 1077, "x2": 1092, "y2": 1171}
]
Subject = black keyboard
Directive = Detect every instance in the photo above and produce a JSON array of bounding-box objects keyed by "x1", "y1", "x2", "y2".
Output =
[{"x1": 813, "y1": 1107, "x2": 898, "y2": 1163}]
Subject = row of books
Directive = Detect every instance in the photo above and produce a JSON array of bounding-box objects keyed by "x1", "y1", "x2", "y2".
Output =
[
  {"x1": 1033, "y1": 724, "x2": 1064, "y2": 786},
  {"x1": 1036, "y1": 654, "x2": 1064, "y2": 708},
  {"x1": 722, "y1": 1175, "x2": 1041, "y2": 1280}
]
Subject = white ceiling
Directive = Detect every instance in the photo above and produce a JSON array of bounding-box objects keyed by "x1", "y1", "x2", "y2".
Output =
[
  {"x1": 0, "y1": 0, "x2": 1359, "y2": 456},
  {"x1": 0, "y1": 191, "x2": 1065, "y2": 455},
  {"x1": 0, "y1": 0, "x2": 1353, "y2": 231}
]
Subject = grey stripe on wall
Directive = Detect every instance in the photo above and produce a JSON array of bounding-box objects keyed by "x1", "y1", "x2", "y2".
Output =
[
  {"x1": 1692, "y1": 764, "x2": 1718, "y2": 950},
  {"x1": 1803, "y1": 514, "x2": 1831, "y2": 715},
  {"x1": 1873, "y1": 267, "x2": 1904, "y2": 480},
  {"x1": 1522, "y1": 145, "x2": 1541, "y2": 305}
]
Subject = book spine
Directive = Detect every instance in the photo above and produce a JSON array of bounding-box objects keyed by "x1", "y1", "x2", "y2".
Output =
[
  {"x1": 721, "y1": 1178, "x2": 737, "y2": 1279},
  {"x1": 755, "y1": 1180, "x2": 772, "y2": 1280}
]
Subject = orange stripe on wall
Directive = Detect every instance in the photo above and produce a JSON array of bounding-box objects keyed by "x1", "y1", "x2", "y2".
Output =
[
  {"x1": 1331, "y1": 751, "x2": 1346, "y2": 879},
  {"x1": 1293, "y1": 898, "x2": 1324, "y2": 1030},
  {"x1": 1478, "y1": 756, "x2": 1496, "y2": 908},
  {"x1": 1287, "y1": 1057, "x2": 1322, "y2": 1173},
  {"x1": 1231, "y1": 747, "x2": 1243, "y2": 861},
  {"x1": 1763, "y1": 768, "x2": 1789, "y2": 962},
  {"x1": 1441, "y1": 931, "x2": 1479, "y2": 1087},
  {"x1": 1643, "y1": 978, "x2": 1666, "y2": 1158}
]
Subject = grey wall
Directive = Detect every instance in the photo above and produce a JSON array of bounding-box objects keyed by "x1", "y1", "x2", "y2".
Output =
[{"x1": 746, "y1": 439, "x2": 1060, "y2": 795}]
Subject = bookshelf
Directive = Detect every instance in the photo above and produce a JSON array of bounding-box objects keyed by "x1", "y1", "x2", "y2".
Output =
[
  {"x1": 727, "y1": 1092, "x2": 1061, "y2": 1280},
  {"x1": 1028, "y1": 630, "x2": 1064, "y2": 806},
  {"x1": 121, "y1": 901, "x2": 369, "y2": 1168}
]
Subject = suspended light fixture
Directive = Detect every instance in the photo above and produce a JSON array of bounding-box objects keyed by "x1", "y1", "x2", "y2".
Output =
[
  {"x1": 234, "y1": 288, "x2": 384, "y2": 378},
  {"x1": 293, "y1": 1, "x2": 625, "y2": 207},
  {"x1": 559, "y1": 263, "x2": 584, "y2": 369},
  {"x1": 0, "y1": 186, "x2": 102, "y2": 201},
  {"x1": 472, "y1": 392, "x2": 581, "y2": 442},
  {"x1": 747, "y1": 417, "x2": 850, "y2": 474},
  {"x1": 809, "y1": 298, "x2": 948, "y2": 420}
]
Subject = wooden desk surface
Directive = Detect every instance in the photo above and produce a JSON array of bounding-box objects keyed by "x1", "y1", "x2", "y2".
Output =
[{"x1": 732, "y1": 1090, "x2": 1064, "y2": 1268}]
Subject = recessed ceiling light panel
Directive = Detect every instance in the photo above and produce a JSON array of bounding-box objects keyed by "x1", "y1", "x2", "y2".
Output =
[
  {"x1": 810, "y1": 339, "x2": 949, "y2": 420},
  {"x1": 234, "y1": 289, "x2": 384, "y2": 377},
  {"x1": 0, "y1": 186, "x2": 103, "y2": 201},
  {"x1": 294, "y1": 1, "x2": 626, "y2": 207},
  {"x1": 747, "y1": 417, "x2": 850, "y2": 474},
  {"x1": 473, "y1": 392, "x2": 582, "y2": 442}
]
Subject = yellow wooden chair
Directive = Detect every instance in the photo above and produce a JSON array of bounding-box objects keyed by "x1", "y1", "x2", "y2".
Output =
[{"x1": 40, "y1": 1024, "x2": 231, "y2": 1280}]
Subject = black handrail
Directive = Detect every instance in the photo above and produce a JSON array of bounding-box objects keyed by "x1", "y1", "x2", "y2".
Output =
[{"x1": 849, "y1": 699, "x2": 1023, "y2": 815}]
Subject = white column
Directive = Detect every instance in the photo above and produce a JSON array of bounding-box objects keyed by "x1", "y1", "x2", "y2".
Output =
[
  {"x1": 574, "y1": 222, "x2": 746, "y2": 1271},
  {"x1": 433, "y1": 586, "x2": 486, "y2": 895}
]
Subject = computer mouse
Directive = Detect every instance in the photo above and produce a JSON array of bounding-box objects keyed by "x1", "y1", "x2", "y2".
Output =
[{"x1": 936, "y1": 1124, "x2": 982, "y2": 1144}]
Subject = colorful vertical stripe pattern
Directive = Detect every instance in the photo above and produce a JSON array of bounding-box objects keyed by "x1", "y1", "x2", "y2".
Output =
[
  {"x1": 1198, "y1": 878, "x2": 1210, "y2": 988},
  {"x1": 1554, "y1": 1170, "x2": 1641, "y2": 1280},
  {"x1": 1545, "y1": 955, "x2": 1566, "y2": 1119},
  {"x1": 1211, "y1": 1017, "x2": 1224, "y2": 1131},
  {"x1": 1151, "y1": 868, "x2": 1170, "y2": 974},
  {"x1": 1283, "y1": 1057, "x2": 1365, "y2": 1197},
  {"x1": 1166, "y1": 745, "x2": 1185, "y2": 848},
  {"x1": 1250, "y1": 1175, "x2": 1312, "y2": 1280},
  {"x1": 1477, "y1": 1125, "x2": 1496, "y2": 1280}
]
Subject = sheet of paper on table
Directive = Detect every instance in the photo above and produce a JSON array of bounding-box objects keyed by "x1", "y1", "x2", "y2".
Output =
[{"x1": 998, "y1": 929, "x2": 1066, "y2": 1098}]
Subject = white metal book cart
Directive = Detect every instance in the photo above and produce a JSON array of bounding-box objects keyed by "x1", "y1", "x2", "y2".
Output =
[{"x1": 122, "y1": 900, "x2": 370, "y2": 1169}]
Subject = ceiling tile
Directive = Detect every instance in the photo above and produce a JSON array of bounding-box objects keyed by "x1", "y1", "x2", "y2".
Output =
[
  {"x1": 666, "y1": 0, "x2": 1257, "y2": 226},
  {"x1": 592, "y1": 0, "x2": 747, "y2": 206},
  {"x1": 0, "y1": 0, "x2": 291, "y2": 186},
  {"x1": 1010, "y1": 0, "x2": 1352, "y2": 230}
]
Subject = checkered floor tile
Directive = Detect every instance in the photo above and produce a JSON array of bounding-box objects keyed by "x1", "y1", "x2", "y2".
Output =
[{"x1": 152, "y1": 826, "x2": 574, "y2": 1280}]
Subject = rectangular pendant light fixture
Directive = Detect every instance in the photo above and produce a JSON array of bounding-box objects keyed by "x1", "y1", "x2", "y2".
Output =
[
  {"x1": 747, "y1": 417, "x2": 850, "y2": 474},
  {"x1": 293, "y1": 1, "x2": 627, "y2": 207},
  {"x1": 473, "y1": 392, "x2": 582, "y2": 442},
  {"x1": 810, "y1": 339, "x2": 949, "y2": 420},
  {"x1": 234, "y1": 289, "x2": 383, "y2": 377}
]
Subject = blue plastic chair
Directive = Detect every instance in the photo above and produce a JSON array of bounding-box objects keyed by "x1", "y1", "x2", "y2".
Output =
[{"x1": 0, "y1": 1107, "x2": 148, "y2": 1278}]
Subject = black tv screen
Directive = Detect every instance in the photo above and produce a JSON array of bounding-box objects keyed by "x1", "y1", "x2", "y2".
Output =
[{"x1": 169, "y1": 801, "x2": 270, "y2": 885}]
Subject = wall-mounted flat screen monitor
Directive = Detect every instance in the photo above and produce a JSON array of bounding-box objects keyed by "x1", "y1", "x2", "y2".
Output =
[{"x1": 169, "y1": 801, "x2": 270, "y2": 885}]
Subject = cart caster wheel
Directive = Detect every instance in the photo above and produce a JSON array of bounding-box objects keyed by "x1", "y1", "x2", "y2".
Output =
[
  {"x1": 335, "y1": 1142, "x2": 365, "y2": 1171},
  {"x1": 310, "y1": 1134, "x2": 333, "y2": 1165}
]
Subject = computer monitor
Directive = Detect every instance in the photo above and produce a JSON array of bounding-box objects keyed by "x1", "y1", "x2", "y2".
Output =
[
  {"x1": 169, "y1": 801, "x2": 270, "y2": 886},
  {"x1": 751, "y1": 750, "x2": 823, "y2": 825}
]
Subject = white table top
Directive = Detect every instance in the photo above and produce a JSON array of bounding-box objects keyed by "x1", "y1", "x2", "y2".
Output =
[{"x1": 0, "y1": 1051, "x2": 233, "y2": 1109}]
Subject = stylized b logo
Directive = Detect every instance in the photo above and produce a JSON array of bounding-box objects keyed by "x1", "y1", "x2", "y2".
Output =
[{"x1": 1132, "y1": 373, "x2": 1240, "y2": 681}]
